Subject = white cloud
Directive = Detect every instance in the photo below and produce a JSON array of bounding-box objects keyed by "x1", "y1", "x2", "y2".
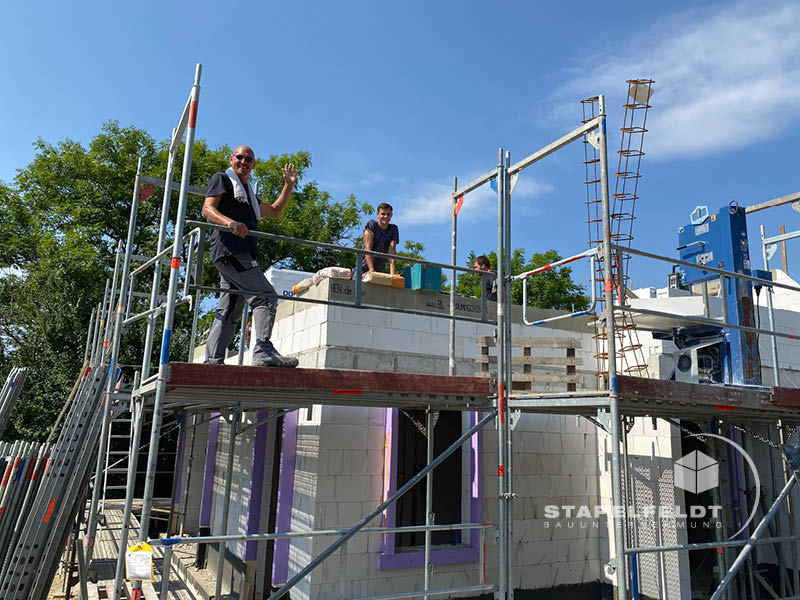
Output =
[
  {"x1": 391, "y1": 172, "x2": 552, "y2": 226},
  {"x1": 549, "y1": 2, "x2": 800, "y2": 160}
]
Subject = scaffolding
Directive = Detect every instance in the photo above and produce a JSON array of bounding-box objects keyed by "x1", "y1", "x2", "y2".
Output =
[
  {"x1": 101, "y1": 66, "x2": 800, "y2": 600},
  {"x1": 7, "y1": 63, "x2": 800, "y2": 600}
]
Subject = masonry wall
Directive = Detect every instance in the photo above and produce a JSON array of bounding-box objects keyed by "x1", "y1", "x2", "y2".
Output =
[
  {"x1": 190, "y1": 270, "x2": 800, "y2": 599},
  {"x1": 268, "y1": 279, "x2": 610, "y2": 599}
]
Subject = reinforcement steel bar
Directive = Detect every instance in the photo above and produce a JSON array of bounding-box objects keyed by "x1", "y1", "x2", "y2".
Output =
[{"x1": 266, "y1": 410, "x2": 497, "y2": 600}]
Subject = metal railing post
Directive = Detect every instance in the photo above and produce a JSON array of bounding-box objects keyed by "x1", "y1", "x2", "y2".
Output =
[
  {"x1": 238, "y1": 303, "x2": 248, "y2": 365},
  {"x1": 142, "y1": 133, "x2": 178, "y2": 380},
  {"x1": 215, "y1": 410, "x2": 239, "y2": 600},
  {"x1": 188, "y1": 228, "x2": 205, "y2": 361},
  {"x1": 761, "y1": 224, "x2": 781, "y2": 386},
  {"x1": 423, "y1": 408, "x2": 434, "y2": 600},
  {"x1": 449, "y1": 176, "x2": 458, "y2": 376}
]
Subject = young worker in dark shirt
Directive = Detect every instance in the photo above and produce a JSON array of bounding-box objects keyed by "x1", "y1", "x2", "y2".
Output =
[
  {"x1": 474, "y1": 255, "x2": 497, "y2": 301},
  {"x1": 201, "y1": 144, "x2": 299, "y2": 367},
  {"x1": 362, "y1": 203, "x2": 399, "y2": 275}
]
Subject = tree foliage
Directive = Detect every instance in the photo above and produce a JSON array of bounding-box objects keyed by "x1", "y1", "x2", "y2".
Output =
[
  {"x1": 0, "y1": 121, "x2": 368, "y2": 440},
  {"x1": 456, "y1": 249, "x2": 590, "y2": 311}
]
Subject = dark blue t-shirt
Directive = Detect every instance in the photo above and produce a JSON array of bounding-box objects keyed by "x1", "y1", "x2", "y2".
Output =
[
  {"x1": 361, "y1": 219, "x2": 399, "y2": 272},
  {"x1": 205, "y1": 172, "x2": 262, "y2": 262}
]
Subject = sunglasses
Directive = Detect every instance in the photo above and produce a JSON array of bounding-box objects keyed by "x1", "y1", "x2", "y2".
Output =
[{"x1": 234, "y1": 154, "x2": 254, "y2": 164}]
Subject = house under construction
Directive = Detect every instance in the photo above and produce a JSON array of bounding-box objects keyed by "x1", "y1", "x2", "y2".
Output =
[{"x1": 2, "y1": 64, "x2": 800, "y2": 600}]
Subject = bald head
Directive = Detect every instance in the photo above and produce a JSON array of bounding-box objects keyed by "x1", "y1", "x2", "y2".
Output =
[{"x1": 230, "y1": 145, "x2": 256, "y2": 183}]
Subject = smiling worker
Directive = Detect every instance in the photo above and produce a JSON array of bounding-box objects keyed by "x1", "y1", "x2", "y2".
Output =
[
  {"x1": 362, "y1": 203, "x2": 399, "y2": 275},
  {"x1": 201, "y1": 145, "x2": 299, "y2": 367}
]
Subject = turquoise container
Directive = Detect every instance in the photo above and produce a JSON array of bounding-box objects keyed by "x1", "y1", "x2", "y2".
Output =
[{"x1": 402, "y1": 264, "x2": 442, "y2": 291}]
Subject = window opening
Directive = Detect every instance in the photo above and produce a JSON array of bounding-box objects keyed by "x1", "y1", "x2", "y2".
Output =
[{"x1": 395, "y1": 409, "x2": 462, "y2": 548}]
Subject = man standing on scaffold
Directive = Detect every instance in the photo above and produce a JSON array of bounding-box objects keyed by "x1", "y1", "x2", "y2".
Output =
[{"x1": 202, "y1": 144, "x2": 299, "y2": 367}]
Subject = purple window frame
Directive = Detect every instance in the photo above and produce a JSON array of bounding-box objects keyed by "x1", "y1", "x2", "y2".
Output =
[
  {"x1": 376, "y1": 408, "x2": 483, "y2": 570},
  {"x1": 272, "y1": 409, "x2": 299, "y2": 584}
]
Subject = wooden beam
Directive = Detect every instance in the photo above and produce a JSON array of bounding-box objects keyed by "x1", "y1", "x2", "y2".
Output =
[{"x1": 476, "y1": 336, "x2": 581, "y2": 348}]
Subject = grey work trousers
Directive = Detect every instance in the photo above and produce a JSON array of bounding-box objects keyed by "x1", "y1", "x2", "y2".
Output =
[{"x1": 205, "y1": 253, "x2": 278, "y2": 364}]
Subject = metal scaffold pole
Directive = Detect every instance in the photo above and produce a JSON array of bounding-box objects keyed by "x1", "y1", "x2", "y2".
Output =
[
  {"x1": 132, "y1": 63, "x2": 202, "y2": 600},
  {"x1": 503, "y1": 149, "x2": 514, "y2": 597},
  {"x1": 86, "y1": 158, "x2": 144, "y2": 566},
  {"x1": 761, "y1": 224, "x2": 781, "y2": 387},
  {"x1": 598, "y1": 94, "x2": 628, "y2": 600},
  {"x1": 215, "y1": 410, "x2": 239, "y2": 600},
  {"x1": 495, "y1": 147, "x2": 509, "y2": 600},
  {"x1": 142, "y1": 129, "x2": 179, "y2": 381},
  {"x1": 113, "y1": 125, "x2": 184, "y2": 600},
  {"x1": 423, "y1": 407, "x2": 435, "y2": 600},
  {"x1": 449, "y1": 175, "x2": 458, "y2": 375}
]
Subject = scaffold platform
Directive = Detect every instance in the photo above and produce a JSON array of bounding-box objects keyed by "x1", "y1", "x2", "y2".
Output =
[
  {"x1": 510, "y1": 374, "x2": 800, "y2": 421},
  {"x1": 137, "y1": 363, "x2": 494, "y2": 411}
]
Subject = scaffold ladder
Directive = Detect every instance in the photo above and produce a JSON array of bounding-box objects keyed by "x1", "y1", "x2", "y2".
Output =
[{"x1": 583, "y1": 79, "x2": 654, "y2": 383}]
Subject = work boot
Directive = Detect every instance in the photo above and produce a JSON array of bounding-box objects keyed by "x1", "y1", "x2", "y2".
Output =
[{"x1": 253, "y1": 350, "x2": 299, "y2": 368}]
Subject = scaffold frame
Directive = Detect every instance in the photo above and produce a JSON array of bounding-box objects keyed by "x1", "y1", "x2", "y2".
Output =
[{"x1": 57, "y1": 63, "x2": 800, "y2": 600}]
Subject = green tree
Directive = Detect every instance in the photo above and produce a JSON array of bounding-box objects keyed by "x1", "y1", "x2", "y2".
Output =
[
  {"x1": 456, "y1": 249, "x2": 590, "y2": 311},
  {"x1": 0, "y1": 121, "x2": 367, "y2": 440}
]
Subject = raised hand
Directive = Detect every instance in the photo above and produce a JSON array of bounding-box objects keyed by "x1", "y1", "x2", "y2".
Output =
[{"x1": 282, "y1": 163, "x2": 298, "y2": 187}]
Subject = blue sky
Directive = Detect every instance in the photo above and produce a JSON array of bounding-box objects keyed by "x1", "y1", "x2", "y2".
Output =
[{"x1": 2, "y1": 1, "x2": 799, "y2": 291}]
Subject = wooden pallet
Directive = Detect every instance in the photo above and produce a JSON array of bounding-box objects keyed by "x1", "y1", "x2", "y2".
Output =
[{"x1": 475, "y1": 336, "x2": 582, "y2": 391}]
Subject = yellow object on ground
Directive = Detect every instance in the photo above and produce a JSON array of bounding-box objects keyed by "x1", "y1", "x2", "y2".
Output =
[{"x1": 125, "y1": 541, "x2": 154, "y2": 581}]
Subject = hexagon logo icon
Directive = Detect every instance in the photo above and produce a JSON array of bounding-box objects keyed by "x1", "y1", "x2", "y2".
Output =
[{"x1": 674, "y1": 450, "x2": 719, "y2": 494}]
